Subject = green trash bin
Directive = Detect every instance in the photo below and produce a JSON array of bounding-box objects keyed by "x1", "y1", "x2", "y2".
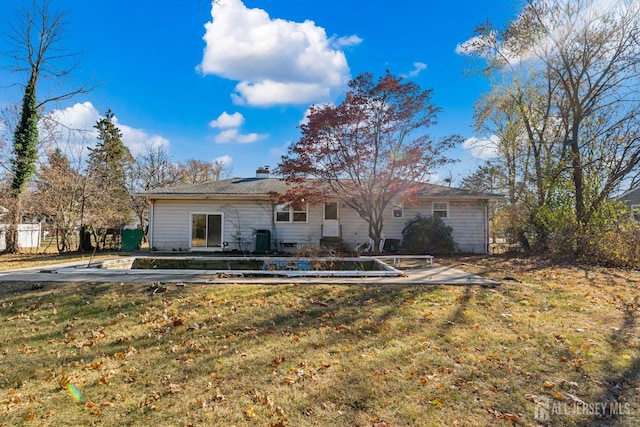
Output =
[
  {"x1": 121, "y1": 229, "x2": 144, "y2": 251},
  {"x1": 255, "y1": 229, "x2": 271, "y2": 253}
]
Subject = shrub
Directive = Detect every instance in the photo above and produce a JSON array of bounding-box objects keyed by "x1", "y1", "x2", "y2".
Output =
[
  {"x1": 581, "y1": 220, "x2": 640, "y2": 268},
  {"x1": 401, "y1": 214, "x2": 456, "y2": 255}
]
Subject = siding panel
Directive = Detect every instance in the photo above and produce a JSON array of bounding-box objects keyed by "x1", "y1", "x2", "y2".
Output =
[{"x1": 150, "y1": 198, "x2": 489, "y2": 253}]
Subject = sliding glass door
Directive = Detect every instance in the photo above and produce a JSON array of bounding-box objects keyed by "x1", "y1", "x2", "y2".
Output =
[{"x1": 191, "y1": 213, "x2": 223, "y2": 250}]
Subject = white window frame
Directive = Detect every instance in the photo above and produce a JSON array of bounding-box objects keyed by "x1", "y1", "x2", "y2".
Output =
[
  {"x1": 189, "y1": 212, "x2": 224, "y2": 250},
  {"x1": 433, "y1": 201, "x2": 449, "y2": 218},
  {"x1": 275, "y1": 203, "x2": 308, "y2": 223}
]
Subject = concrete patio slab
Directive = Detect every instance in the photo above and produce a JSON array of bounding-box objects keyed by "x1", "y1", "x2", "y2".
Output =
[{"x1": 0, "y1": 258, "x2": 498, "y2": 286}]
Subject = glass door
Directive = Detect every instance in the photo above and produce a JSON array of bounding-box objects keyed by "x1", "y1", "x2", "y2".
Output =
[{"x1": 191, "y1": 213, "x2": 223, "y2": 249}]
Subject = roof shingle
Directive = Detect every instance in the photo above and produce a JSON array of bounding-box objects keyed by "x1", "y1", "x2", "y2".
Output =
[{"x1": 142, "y1": 177, "x2": 502, "y2": 200}]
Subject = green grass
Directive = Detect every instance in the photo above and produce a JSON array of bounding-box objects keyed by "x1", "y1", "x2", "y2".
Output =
[{"x1": 1, "y1": 255, "x2": 639, "y2": 426}]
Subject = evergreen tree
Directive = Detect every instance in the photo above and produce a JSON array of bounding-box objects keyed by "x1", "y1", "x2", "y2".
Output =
[
  {"x1": 89, "y1": 109, "x2": 133, "y2": 199},
  {"x1": 81, "y1": 110, "x2": 134, "y2": 251}
]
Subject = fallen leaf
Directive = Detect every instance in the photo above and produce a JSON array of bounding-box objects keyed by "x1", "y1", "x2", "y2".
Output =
[
  {"x1": 430, "y1": 397, "x2": 444, "y2": 408},
  {"x1": 244, "y1": 406, "x2": 256, "y2": 419},
  {"x1": 270, "y1": 356, "x2": 285, "y2": 367}
]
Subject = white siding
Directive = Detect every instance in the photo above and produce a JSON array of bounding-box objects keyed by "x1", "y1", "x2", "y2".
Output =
[
  {"x1": 150, "y1": 199, "x2": 274, "y2": 251},
  {"x1": 447, "y1": 201, "x2": 488, "y2": 253},
  {"x1": 150, "y1": 198, "x2": 489, "y2": 254},
  {"x1": 336, "y1": 199, "x2": 488, "y2": 253}
]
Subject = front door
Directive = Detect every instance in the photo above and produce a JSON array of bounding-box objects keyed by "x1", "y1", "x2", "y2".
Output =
[
  {"x1": 323, "y1": 202, "x2": 340, "y2": 237},
  {"x1": 191, "y1": 213, "x2": 223, "y2": 250}
]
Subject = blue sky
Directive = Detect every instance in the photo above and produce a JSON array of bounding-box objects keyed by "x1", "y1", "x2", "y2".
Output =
[{"x1": 0, "y1": 0, "x2": 518, "y2": 182}]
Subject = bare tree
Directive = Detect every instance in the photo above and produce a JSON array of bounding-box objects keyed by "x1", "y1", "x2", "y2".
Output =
[
  {"x1": 1, "y1": 0, "x2": 94, "y2": 253},
  {"x1": 31, "y1": 148, "x2": 83, "y2": 252},
  {"x1": 128, "y1": 143, "x2": 178, "y2": 240},
  {"x1": 175, "y1": 158, "x2": 232, "y2": 184},
  {"x1": 463, "y1": 0, "x2": 640, "y2": 254}
]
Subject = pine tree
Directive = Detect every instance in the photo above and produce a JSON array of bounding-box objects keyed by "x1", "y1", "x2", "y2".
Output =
[{"x1": 81, "y1": 110, "x2": 134, "y2": 251}]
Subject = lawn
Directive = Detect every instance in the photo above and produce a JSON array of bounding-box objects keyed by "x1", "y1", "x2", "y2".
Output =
[
  {"x1": 0, "y1": 252, "x2": 124, "y2": 272},
  {"x1": 0, "y1": 255, "x2": 639, "y2": 426}
]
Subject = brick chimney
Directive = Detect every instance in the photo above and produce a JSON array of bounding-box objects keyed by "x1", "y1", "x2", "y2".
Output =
[{"x1": 256, "y1": 166, "x2": 270, "y2": 178}]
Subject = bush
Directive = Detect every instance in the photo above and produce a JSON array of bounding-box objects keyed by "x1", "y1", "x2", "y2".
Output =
[
  {"x1": 581, "y1": 221, "x2": 640, "y2": 268},
  {"x1": 401, "y1": 214, "x2": 456, "y2": 255}
]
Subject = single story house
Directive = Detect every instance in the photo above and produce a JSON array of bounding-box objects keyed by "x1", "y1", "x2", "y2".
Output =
[
  {"x1": 618, "y1": 187, "x2": 640, "y2": 223},
  {"x1": 142, "y1": 167, "x2": 502, "y2": 254}
]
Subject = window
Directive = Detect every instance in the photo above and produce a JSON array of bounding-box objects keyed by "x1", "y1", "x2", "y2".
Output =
[
  {"x1": 392, "y1": 203, "x2": 404, "y2": 219},
  {"x1": 433, "y1": 201, "x2": 448, "y2": 218},
  {"x1": 276, "y1": 203, "x2": 307, "y2": 223},
  {"x1": 276, "y1": 204, "x2": 290, "y2": 222},
  {"x1": 632, "y1": 204, "x2": 640, "y2": 223}
]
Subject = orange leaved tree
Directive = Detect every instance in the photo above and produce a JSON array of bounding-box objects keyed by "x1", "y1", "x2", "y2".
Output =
[{"x1": 277, "y1": 71, "x2": 459, "y2": 251}]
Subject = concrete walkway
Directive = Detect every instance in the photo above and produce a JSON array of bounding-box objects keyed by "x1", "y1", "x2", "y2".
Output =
[{"x1": 0, "y1": 259, "x2": 498, "y2": 286}]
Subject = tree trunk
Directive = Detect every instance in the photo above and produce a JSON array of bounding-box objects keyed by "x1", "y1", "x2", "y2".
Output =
[
  {"x1": 4, "y1": 196, "x2": 22, "y2": 254},
  {"x1": 78, "y1": 225, "x2": 94, "y2": 253}
]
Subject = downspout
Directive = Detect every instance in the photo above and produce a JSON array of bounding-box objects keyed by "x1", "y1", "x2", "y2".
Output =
[
  {"x1": 270, "y1": 202, "x2": 276, "y2": 252},
  {"x1": 149, "y1": 199, "x2": 155, "y2": 251},
  {"x1": 485, "y1": 202, "x2": 489, "y2": 254}
]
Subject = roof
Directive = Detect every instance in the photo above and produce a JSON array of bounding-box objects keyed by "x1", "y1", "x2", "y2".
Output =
[
  {"x1": 414, "y1": 183, "x2": 502, "y2": 199},
  {"x1": 142, "y1": 177, "x2": 503, "y2": 201},
  {"x1": 617, "y1": 186, "x2": 640, "y2": 201},
  {"x1": 143, "y1": 177, "x2": 289, "y2": 200}
]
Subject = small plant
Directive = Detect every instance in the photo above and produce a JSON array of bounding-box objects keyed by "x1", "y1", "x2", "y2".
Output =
[{"x1": 401, "y1": 214, "x2": 456, "y2": 255}]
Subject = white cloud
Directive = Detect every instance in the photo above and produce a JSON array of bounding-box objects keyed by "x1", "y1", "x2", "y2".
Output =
[
  {"x1": 197, "y1": 0, "x2": 356, "y2": 106},
  {"x1": 456, "y1": 0, "x2": 635, "y2": 64},
  {"x1": 401, "y1": 62, "x2": 427, "y2": 78},
  {"x1": 214, "y1": 155, "x2": 232, "y2": 166},
  {"x1": 47, "y1": 102, "x2": 170, "y2": 157},
  {"x1": 209, "y1": 110, "x2": 268, "y2": 143},
  {"x1": 333, "y1": 34, "x2": 363, "y2": 47},
  {"x1": 463, "y1": 135, "x2": 500, "y2": 160},
  {"x1": 49, "y1": 101, "x2": 100, "y2": 137},
  {"x1": 215, "y1": 129, "x2": 238, "y2": 143},
  {"x1": 231, "y1": 81, "x2": 330, "y2": 106},
  {"x1": 115, "y1": 119, "x2": 169, "y2": 156},
  {"x1": 209, "y1": 111, "x2": 244, "y2": 129},
  {"x1": 455, "y1": 35, "x2": 490, "y2": 56},
  {"x1": 214, "y1": 128, "x2": 266, "y2": 144}
]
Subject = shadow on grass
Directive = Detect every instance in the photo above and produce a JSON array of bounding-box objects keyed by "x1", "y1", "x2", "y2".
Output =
[{"x1": 586, "y1": 295, "x2": 640, "y2": 426}]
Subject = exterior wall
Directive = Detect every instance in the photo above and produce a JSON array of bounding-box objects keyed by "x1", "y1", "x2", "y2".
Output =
[
  {"x1": 445, "y1": 200, "x2": 489, "y2": 253},
  {"x1": 150, "y1": 199, "x2": 274, "y2": 251},
  {"x1": 149, "y1": 197, "x2": 489, "y2": 254},
  {"x1": 623, "y1": 188, "x2": 640, "y2": 206},
  {"x1": 336, "y1": 199, "x2": 489, "y2": 253},
  {"x1": 621, "y1": 188, "x2": 640, "y2": 223}
]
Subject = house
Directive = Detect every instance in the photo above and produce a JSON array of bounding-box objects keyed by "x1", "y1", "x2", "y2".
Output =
[
  {"x1": 142, "y1": 167, "x2": 502, "y2": 254},
  {"x1": 618, "y1": 187, "x2": 640, "y2": 223}
]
